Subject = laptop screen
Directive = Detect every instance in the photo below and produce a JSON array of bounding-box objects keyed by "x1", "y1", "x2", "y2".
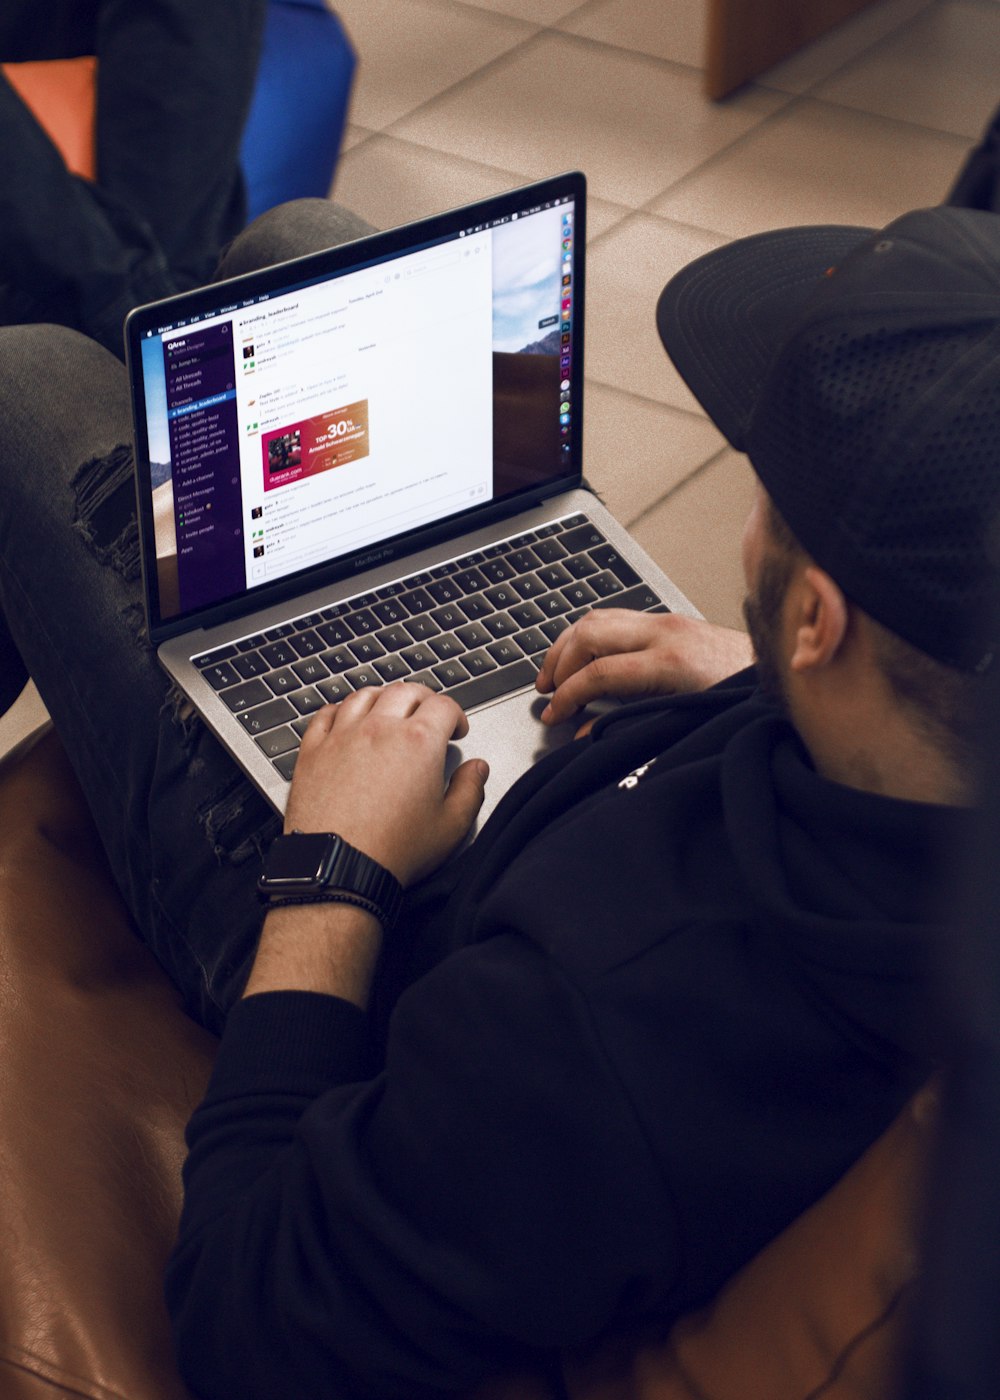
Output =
[{"x1": 127, "y1": 171, "x2": 586, "y2": 640}]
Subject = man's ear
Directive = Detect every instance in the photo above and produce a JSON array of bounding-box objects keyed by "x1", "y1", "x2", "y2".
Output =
[{"x1": 788, "y1": 565, "x2": 850, "y2": 673}]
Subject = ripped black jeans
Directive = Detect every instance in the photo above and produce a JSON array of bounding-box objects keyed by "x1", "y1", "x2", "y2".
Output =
[{"x1": 0, "y1": 199, "x2": 374, "y2": 1034}]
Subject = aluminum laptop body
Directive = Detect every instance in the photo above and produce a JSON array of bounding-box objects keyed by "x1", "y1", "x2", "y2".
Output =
[{"x1": 125, "y1": 172, "x2": 700, "y2": 823}]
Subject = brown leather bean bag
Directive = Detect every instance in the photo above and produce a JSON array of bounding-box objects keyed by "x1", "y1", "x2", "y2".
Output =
[{"x1": 0, "y1": 725, "x2": 930, "y2": 1399}]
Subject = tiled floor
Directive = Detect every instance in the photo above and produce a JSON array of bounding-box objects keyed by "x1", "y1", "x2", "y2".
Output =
[
  {"x1": 0, "y1": 0, "x2": 996, "y2": 758},
  {"x1": 330, "y1": 0, "x2": 993, "y2": 628}
]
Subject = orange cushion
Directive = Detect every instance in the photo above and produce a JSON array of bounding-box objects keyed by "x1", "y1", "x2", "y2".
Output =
[{"x1": 2, "y1": 56, "x2": 97, "y2": 180}]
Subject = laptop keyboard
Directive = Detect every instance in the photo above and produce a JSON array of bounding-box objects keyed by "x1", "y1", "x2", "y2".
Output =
[{"x1": 193, "y1": 513, "x2": 667, "y2": 783}]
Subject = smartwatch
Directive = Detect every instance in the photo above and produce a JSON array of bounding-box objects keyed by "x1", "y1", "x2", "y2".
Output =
[{"x1": 257, "y1": 831, "x2": 403, "y2": 931}]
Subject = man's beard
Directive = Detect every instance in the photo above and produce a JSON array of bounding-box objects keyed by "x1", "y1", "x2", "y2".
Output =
[{"x1": 742, "y1": 550, "x2": 795, "y2": 710}]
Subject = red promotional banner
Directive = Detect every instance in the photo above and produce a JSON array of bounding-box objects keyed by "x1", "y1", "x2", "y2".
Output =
[{"x1": 262, "y1": 399, "x2": 370, "y2": 491}]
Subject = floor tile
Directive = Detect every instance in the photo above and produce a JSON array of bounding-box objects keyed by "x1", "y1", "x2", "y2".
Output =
[
  {"x1": 583, "y1": 382, "x2": 726, "y2": 525},
  {"x1": 586, "y1": 196, "x2": 632, "y2": 239},
  {"x1": 333, "y1": 0, "x2": 534, "y2": 130},
  {"x1": 813, "y1": 0, "x2": 1000, "y2": 139},
  {"x1": 650, "y1": 98, "x2": 974, "y2": 239},
  {"x1": 332, "y1": 137, "x2": 525, "y2": 228},
  {"x1": 585, "y1": 214, "x2": 727, "y2": 411},
  {"x1": 331, "y1": 137, "x2": 632, "y2": 236},
  {"x1": 557, "y1": 0, "x2": 707, "y2": 68},
  {"x1": 391, "y1": 32, "x2": 789, "y2": 208},
  {"x1": 455, "y1": 0, "x2": 587, "y2": 21},
  {"x1": 629, "y1": 448, "x2": 757, "y2": 629},
  {"x1": 340, "y1": 124, "x2": 375, "y2": 153},
  {"x1": 758, "y1": 0, "x2": 934, "y2": 94}
]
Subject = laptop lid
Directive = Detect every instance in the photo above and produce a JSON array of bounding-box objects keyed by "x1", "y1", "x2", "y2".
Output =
[{"x1": 125, "y1": 171, "x2": 587, "y2": 647}]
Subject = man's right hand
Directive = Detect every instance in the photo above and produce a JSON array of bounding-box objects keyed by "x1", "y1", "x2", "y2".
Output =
[{"x1": 535, "y1": 609, "x2": 754, "y2": 733}]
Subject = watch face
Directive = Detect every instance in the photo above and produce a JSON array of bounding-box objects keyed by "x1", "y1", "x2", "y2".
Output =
[{"x1": 262, "y1": 832, "x2": 339, "y2": 888}]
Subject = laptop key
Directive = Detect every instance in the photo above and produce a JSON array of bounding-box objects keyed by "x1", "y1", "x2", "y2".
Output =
[
  {"x1": 462, "y1": 648, "x2": 498, "y2": 677},
  {"x1": 448, "y1": 657, "x2": 537, "y2": 711},
  {"x1": 589, "y1": 569, "x2": 625, "y2": 599},
  {"x1": 233, "y1": 651, "x2": 268, "y2": 680},
  {"x1": 373, "y1": 598, "x2": 408, "y2": 626},
  {"x1": 540, "y1": 617, "x2": 570, "y2": 643},
  {"x1": 537, "y1": 563, "x2": 573, "y2": 590},
  {"x1": 316, "y1": 676, "x2": 353, "y2": 704},
  {"x1": 589, "y1": 544, "x2": 641, "y2": 588},
  {"x1": 273, "y1": 750, "x2": 299, "y2": 781},
  {"x1": 404, "y1": 614, "x2": 441, "y2": 642},
  {"x1": 292, "y1": 656, "x2": 330, "y2": 684},
  {"x1": 533, "y1": 537, "x2": 568, "y2": 564},
  {"x1": 263, "y1": 623, "x2": 295, "y2": 641},
  {"x1": 265, "y1": 667, "x2": 302, "y2": 696},
  {"x1": 409, "y1": 670, "x2": 443, "y2": 692},
  {"x1": 509, "y1": 600, "x2": 545, "y2": 628},
  {"x1": 431, "y1": 603, "x2": 465, "y2": 631},
  {"x1": 348, "y1": 608, "x2": 381, "y2": 635},
  {"x1": 455, "y1": 620, "x2": 492, "y2": 648},
  {"x1": 373, "y1": 654, "x2": 412, "y2": 683},
  {"x1": 457, "y1": 593, "x2": 491, "y2": 621},
  {"x1": 454, "y1": 567, "x2": 488, "y2": 594},
  {"x1": 564, "y1": 554, "x2": 599, "y2": 580},
  {"x1": 322, "y1": 646, "x2": 357, "y2": 674},
  {"x1": 482, "y1": 612, "x2": 518, "y2": 639},
  {"x1": 289, "y1": 686, "x2": 326, "y2": 716},
  {"x1": 479, "y1": 557, "x2": 515, "y2": 585},
  {"x1": 433, "y1": 659, "x2": 472, "y2": 688},
  {"x1": 511, "y1": 573, "x2": 547, "y2": 600},
  {"x1": 429, "y1": 633, "x2": 465, "y2": 661},
  {"x1": 376, "y1": 623, "x2": 411, "y2": 652},
  {"x1": 561, "y1": 580, "x2": 598, "y2": 609},
  {"x1": 220, "y1": 678, "x2": 272, "y2": 713},
  {"x1": 515, "y1": 627, "x2": 550, "y2": 656},
  {"x1": 536, "y1": 590, "x2": 572, "y2": 619},
  {"x1": 348, "y1": 636, "x2": 387, "y2": 665},
  {"x1": 507, "y1": 547, "x2": 540, "y2": 573},
  {"x1": 238, "y1": 696, "x2": 296, "y2": 735},
  {"x1": 401, "y1": 642, "x2": 436, "y2": 671},
  {"x1": 400, "y1": 586, "x2": 435, "y2": 615},
  {"x1": 483, "y1": 582, "x2": 519, "y2": 611},
  {"x1": 195, "y1": 645, "x2": 236, "y2": 666},
  {"x1": 261, "y1": 641, "x2": 297, "y2": 668},
  {"x1": 255, "y1": 725, "x2": 299, "y2": 759},
  {"x1": 291, "y1": 629, "x2": 324, "y2": 657},
  {"x1": 201, "y1": 660, "x2": 241, "y2": 690},
  {"x1": 593, "y1": 584, "x2": 663, "y2": 612},
  {"x1": 560, "y1": 524, "x2": 606, "y2": 553},
  {"x1": 346, "y1": 665, "x2": 383, "y2": 691},
  {"x1": 427, "y1": 578, "x2": 462, "y2": 605},
  {"x1": 316, "y1": 618, "x2": 355, "y2": 648},
  {"x1": 487, "y1": 638, "x2": 525, "y2": 667}
]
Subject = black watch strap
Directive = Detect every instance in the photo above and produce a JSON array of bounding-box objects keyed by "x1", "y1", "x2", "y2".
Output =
[{"x1": 257, "y1": 831, "x2": 404, "y2": 931}]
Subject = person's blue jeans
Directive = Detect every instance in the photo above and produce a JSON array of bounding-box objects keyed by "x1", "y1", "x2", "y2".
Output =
[{"x1": 0, "y1": 200, "x2": 375, "y2": 1035}]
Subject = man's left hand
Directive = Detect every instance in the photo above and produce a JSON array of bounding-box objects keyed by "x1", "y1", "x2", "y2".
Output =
[{"x1": 285, "y1": 683, "x2": 489, "y2": 886}]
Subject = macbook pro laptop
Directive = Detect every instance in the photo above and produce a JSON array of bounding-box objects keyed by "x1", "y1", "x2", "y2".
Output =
[{"x1": 125, "y1": 171, "x2": 701, "y2": 821}]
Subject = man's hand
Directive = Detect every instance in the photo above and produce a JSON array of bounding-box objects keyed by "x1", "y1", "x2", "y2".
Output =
[
  {"x1": 535, "y1": 610, "x2": 754, "y2": 732},
  {"x1": 285, "y1": 683, "x2": 489, "y2": 886}
]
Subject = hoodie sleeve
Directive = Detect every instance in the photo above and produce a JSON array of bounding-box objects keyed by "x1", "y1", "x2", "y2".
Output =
[{"x1": 166, "y1": 936, "x2": 676, "y2": 1400}]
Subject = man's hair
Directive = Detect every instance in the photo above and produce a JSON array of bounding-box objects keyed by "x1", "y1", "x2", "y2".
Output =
[{"x1": 765, "y1": 499, "x2": 982, "y2": 771}]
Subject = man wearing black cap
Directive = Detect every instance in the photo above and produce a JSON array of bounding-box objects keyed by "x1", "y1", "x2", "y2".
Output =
[{"x1": 0, "y1": 202, "x2": 996, "y2": 1399}]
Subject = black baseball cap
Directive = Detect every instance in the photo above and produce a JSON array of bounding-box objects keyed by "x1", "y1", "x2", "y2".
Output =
[{"x1": 656, "y1": 206, "x2": 1000, "y2": 672}]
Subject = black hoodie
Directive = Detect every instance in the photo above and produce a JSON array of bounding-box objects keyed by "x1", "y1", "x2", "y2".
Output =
[{"x1": 168, "y1": 674, "x2": 967, "y2": 1400}]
